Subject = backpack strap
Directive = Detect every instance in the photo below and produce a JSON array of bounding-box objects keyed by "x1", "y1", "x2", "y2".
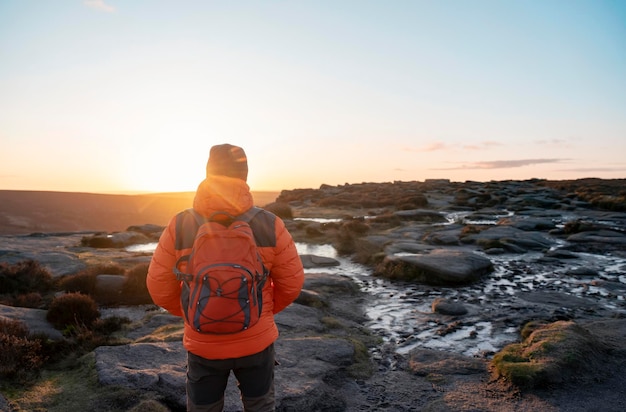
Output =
[{"x1": 174, "y1": 206, "x2": 275, "y2": 250}]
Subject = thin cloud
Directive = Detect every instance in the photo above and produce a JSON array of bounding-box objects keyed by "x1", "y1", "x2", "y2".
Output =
[
  {"x1": 463, "y1": 140, "x2": 504, "y2": 150},
  {"x1": 534, "y1": 138, "x2": 574, "y2": 149},
  {"x1": 434, "y1": 158, "x2": 565, "y2": 170},
  {"x1": 558, "y1": 167, "x2": 626, "y2": 173},
  {"x1": 84, "y1": 0, "x2": 115, "y2": 12},
  {"x1": 404, "y1": 141, "x2": 450, "y2": 152}
]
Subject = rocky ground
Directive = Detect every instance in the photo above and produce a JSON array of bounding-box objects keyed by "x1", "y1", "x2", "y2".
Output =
[{"x1": 1, "y1": 178, "x2": 626, "y2": 411}]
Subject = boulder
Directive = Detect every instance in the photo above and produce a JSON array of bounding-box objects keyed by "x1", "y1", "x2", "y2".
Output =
[
  {"x1": 432, "y1": 298, "x2": 468, "y2": 316},
  {"x1": 375, "y1": 249, "x2": 493, "y2": 286},
  {"x1": 462, "y1": 225, "x2": 554, "y2": 252},
  {"x1": 0, "y1": 304, "x2": 63, "y2": 340},
  {"x1": 299, "y1": 254, "x2": 340, "y2": 269}
]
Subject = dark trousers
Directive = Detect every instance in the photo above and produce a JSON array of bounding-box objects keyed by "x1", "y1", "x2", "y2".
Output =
[{"x1": 187, "y1": 344, "x2": 275, "y2": 412}]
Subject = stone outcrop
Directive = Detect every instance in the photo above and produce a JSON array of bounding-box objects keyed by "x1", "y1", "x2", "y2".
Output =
[{"x1": 375, "y1": 249, "x2": 494, "y2": 285}]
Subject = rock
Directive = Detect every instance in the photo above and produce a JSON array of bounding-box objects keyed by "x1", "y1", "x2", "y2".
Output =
[
  {"x1": 93, "y1": 308, "x2": 358, "y2": 411},
  {"x1": 0, "y1": 393, "x2": 10, "y2": 411},
  {"x1": 544, "y1": 249, "x2": 579, "y2": 259},
  {"x1": 491, "y1": 321, "x2": 611, "y2": 388},
  {"x1": 408, "y1": 348, "x2": 485, "y2": 375},
  {"x1": 432, "y1": 298, "x2": 468, "y2": 316},
  {"x1": 299, "y1": 254, "x2": 340, "y2": 268},
  {"x1": 375, "y1": 249, "x2": 493, "y2": 286},
  {"x1": 394, "y1": 209, "x2": 447, "y2": 223},
  {"x1": 125, "y1": 224, "x2": 165, "y2": 236},
  {"x1": 0, "y1": 303, "x2": 63, "y2": 340},
  {"x1": 567, "y1": 230, "x2": 626, "y2": 246},
  {"x1": 516, "y1": 291, "x2": 599, "y2": 309},
  {"x1": 567, "y1": 266, "x2": 598, "y2": 277},
  {"x1": 462, "y1": 225, "x2": 554, "y2": 252},
  {"x1": 94, "y1": 342, "x2": 187, "y2": 406},
  {"x1": 95, "y1": 274, "x2": 126, "y2": 302},
  {"x1": 422, "y1": 226, "x2": 463, "y2": 246},
  {"x1": 498, "y1": 216, "x2": 556, "y2": 231},
  {"x1": 295, "y1": 289, "x2": 328, "y2": 308}
]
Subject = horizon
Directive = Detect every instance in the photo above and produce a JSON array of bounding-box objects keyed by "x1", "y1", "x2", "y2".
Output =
[{"x1": 1, "y1": 1, "x2": 625, "y2": 193}]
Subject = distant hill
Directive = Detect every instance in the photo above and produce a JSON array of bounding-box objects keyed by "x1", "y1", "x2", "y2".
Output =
[{"x1": 0, "y1": 190, "x2": 279, "y2": 235}]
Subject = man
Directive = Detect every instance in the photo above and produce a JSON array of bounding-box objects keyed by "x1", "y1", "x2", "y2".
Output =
[{"x1": 147, "y1": 144, "x2": 305, "y2": 411}]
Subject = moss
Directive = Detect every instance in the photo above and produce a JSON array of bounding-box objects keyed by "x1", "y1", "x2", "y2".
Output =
[
  {"x1": 491, "y1": 321, "x2": 609, "y2": 389},
  {"x1": 321, "y1": 316, "x2": 343, "y2": 330},
  {"x1": 345, "y1": 337, "x2": 374, "y2": 380}
]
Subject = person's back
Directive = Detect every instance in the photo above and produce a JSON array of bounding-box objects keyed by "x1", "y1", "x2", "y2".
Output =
[{"x1": 147, "y1": 144, "x2": 305, "y2": 411}]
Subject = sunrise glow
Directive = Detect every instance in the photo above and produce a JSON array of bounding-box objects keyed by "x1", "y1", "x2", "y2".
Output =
[{"x1": 1, "y1": 1, "x2": 625, "y2": 194}]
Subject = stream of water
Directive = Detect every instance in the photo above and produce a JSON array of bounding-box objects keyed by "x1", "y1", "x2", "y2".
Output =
[{"x1": 127, "y1": 220, "x2": 626, "y2": 358}]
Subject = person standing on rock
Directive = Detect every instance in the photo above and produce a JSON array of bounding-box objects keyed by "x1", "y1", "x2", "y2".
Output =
[{"x1": 147, "y1": 143, "x2": 305, "y2": 412}]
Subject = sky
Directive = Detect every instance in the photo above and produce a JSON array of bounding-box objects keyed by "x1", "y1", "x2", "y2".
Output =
[{"x1": 1, "y1": 0, "x2": 625, "y2": 194}]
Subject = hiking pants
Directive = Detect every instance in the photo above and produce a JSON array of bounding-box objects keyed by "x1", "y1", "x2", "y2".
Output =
[{"x1": 187, "y1": 343, "x2": 275, "y2": 412}]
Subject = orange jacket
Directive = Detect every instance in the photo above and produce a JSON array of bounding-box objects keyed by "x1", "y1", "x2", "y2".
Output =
[{"x1": 146, "y1": 175, "x2": 304, "y2": 359}]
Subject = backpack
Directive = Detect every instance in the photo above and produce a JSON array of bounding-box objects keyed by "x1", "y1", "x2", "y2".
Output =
[{"x1": 173, "y1": 207, "x2": 269, "y2": 334}]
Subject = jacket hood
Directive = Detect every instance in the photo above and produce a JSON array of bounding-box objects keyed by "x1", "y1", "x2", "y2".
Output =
[{"x1": 192, "y1": 175, "x2": 254, "y2": 217}]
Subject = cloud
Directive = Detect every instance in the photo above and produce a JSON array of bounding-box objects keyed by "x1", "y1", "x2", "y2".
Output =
[
  {"x1": 406, "y1": 140, "x2": 504, "y2": 152},
  {"x1": 404, "y1": 141, "x2": 450, "y2": 152},
  {"x1": 534, "y1": 138, "x2": 574, "y2": 149},
  {"x1": 434, "y1": 158, "x2": 565, "y2": 170},
  {"x1": 557, "y1": 167, "x2": 626, "y2": 173},
  {"x1": 84, "y1": 0, "x2": 115, "y2": 12},
  {"x1": 463, "y1": 140, "x2": 504, "y2": 150}
]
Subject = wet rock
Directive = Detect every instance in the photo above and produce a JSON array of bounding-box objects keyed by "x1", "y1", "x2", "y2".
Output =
[
  {"x1": 567, "y1": 266, "x2": 598, "y2": 277},
  {"x1": 394, "y1": 209, "x2": 447, "y2": 223},
  {"x1": 375, "y1": 249, "x2": 493, "y2": 286},
  {"x1": 567, "y1": 230, "x2": 626, "y2": 247},
  {"x1": 462, "y1": 225, "x2": 554, "y2": 252},
  {"x1": 432, "y1": 298, "x2": 468, "y2": 316},
  {"x1": 498, "y1": 216, "x2": 556, "y2": 231},
  {"x1": 516, "y1": 291, "x2": 599, "y2": 309},
  {"x1": 299, "y1": 254, "x2": 340, "y2": 268},
  {"x1": 544, "y1": 249, "x2": 579, "y2": 259},
  {"x1": 422, "y1": 227, "x2": 462, "y2": 246}
]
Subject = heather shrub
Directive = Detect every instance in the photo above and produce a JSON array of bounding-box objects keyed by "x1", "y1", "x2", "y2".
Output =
[
  {"x1": 47, "y1": 293, "x2": 101, "y2": 330},
  {"x1": 92, "y1": 316, "x2": 132, "y2": 336},
  {"x1": 0, "y1": 317, "x2": 29, "y2": 338},
  {"x1": 342, "y1": 219, "x2": 369, "y2": 236},
  {"x1": 121, "y1": 263, "x2": 153, "y2": 305},
  {"x1": 0, "y1": 318, "x2": 46, "y2": 379},
  {"x1": 0, "y1": 260, "x2": 53, "y2": 295},
  {"x1": 0, "y1": 334, "x2": 45, "y2": 378},
  {"x1": 11, "y1": 292, "x2": 43, "y2": 308},
  {"x1": 334, "y1": 231, "x2": 356, "y2": 255},
  {"x1": 58, "y1": 271, "x2": 98, "y2": 295},
  {"x1": 59, "y1": 263, "x2": 125, "y2": 295}
]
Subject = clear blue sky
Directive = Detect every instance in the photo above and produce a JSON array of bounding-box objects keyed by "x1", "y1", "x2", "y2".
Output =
[{"x1": 1, "y1": 0, "x2": 625, "y2": 193}]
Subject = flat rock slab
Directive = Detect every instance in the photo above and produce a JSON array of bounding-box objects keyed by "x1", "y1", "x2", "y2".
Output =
[
  {"x1": 93, "y1": 327, "x2": 356, "y2": 411},
  {"x1": 378, "y1": 249, "x2": 493, "y2": 286},
  {"x1": 300, "y1": 254, "x2": 340, "y2": 268},
  {"x1": 0, "y1": 303, "x2": 63, "y2": 340}
]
